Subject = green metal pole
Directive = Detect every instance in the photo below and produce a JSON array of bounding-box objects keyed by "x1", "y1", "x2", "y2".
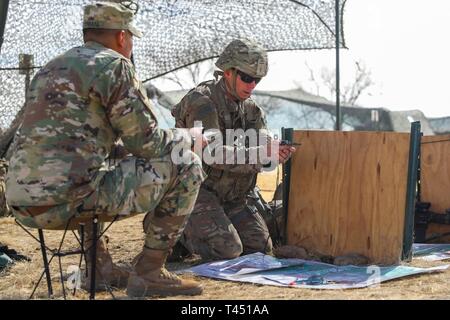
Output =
[
  {"x1": 0, "y1": 0, "x2": 10, "y2": 55},
  {"x1": 402, "y1": 121, "x2": 421, "y2": 261},
  {"x1": 335, "y1": 0, "x2": 341, "y2": 131},
  {"x1": 281, "y1": 127, "x2": 293, "y2": 245}
]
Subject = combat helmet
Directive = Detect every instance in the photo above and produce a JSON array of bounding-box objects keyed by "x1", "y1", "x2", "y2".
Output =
[{"x1": 215, "y1": 39, "x2": 268, "y2": 78}]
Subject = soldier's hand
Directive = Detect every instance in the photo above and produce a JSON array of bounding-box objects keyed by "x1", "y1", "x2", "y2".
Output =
[
  {"x1": 278, "y1": 144, "x2": 296, "y2": 164},
  {"x1": 264, "y1": 139, "x2": 296, "y2": 164}
]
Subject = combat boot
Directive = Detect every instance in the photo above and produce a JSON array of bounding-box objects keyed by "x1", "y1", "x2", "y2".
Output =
[
  {"x1": 126, "y1": 247, "x2": 203, "y2": 297},
  {"x1": 82, "y1": 236, "x2": 130, "y2": 291}
]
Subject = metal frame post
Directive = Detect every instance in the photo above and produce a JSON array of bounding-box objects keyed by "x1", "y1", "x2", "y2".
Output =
[
  {"x1": 402, "y1": 121, "x2": 421, "y2": 261},
  {"x1": 335, "y1": 0, "x2": 341, "y2": 131},
  {"x1": 89, "y1": 216, "x2": 98, "y2": 300},
  {"x1": 281, "y1": 128, "x2": 293, "y2": 245},
  {"x1": 19, "y1": 53, "x2": 34, "y2": 95},
  {"x1": 37, "y1": 229, "x2": 53, "y2": 298}
]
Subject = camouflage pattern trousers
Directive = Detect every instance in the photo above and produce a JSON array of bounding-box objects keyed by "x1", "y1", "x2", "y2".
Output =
[
  {"x1": 12, "y1": 152, "x2": 204, "y2": 250},
  {"x1": 180, "y1": 187, "x2": 273, "y2": 260}
]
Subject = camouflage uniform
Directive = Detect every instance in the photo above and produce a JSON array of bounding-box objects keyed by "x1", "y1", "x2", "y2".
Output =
[
  {"x1": 7, "y1": 2, "x2": 205, "y2": 297},
  {"x1": 5, "y1": 5, "x2": 204, "y2": 252},
  {"x1": 172, "y1": 39, "x2": 273, "y2": 260}
]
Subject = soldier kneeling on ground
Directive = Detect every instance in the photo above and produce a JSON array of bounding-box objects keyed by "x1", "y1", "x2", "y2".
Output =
[{"x1": 170, "y1": 39, "x2": 296, "y2": 262}]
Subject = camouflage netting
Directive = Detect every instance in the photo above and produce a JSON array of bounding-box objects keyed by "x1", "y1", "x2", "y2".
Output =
[{"x1": 0, "y1": 0, "x2": 346, "y2": 131}]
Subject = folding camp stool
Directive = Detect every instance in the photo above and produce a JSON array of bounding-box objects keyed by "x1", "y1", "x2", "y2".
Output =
[{"x1": 15, "y1": 213, "x2": 119, "y2": 300}]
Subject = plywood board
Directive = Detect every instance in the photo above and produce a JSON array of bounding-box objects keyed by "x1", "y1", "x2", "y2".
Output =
[
  {"x1": 287, "y1": 131, "x2": 411, "y2": 265},
  {"x1": 421, "y1": 134, "x2": 450, "y2": 242}
]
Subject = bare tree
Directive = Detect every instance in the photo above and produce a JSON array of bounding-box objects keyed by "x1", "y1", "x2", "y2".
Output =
[
  {"x1": 160, "y1": 60, "x2": 216, "y2": 90},
  {"x1": 256, "y1": 94, "x2": 341, "y2": 131},
  {"x1": 302, "y1": 59, "x2": 374, "y2": 106}
]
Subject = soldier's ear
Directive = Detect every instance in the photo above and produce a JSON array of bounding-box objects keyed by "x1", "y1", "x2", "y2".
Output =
[
  {"x1": 223, "y1": 69, "x2": 233, "y2": 80},
  {"x1": 116, "y1": 30, "x2": 127, "y2": 48}
]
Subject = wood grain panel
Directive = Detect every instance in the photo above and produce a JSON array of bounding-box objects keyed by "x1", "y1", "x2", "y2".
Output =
[
  {"x1": 421, "y1": 134, "x2": 450, "y2": 242},
  {"x1": 287, "y1": 130, "x2": 411, "y2": 264}
]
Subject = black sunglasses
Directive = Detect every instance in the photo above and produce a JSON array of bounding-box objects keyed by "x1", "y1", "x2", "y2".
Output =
[{"x1": 236, "y1": 69, "x2": 261, "y2": 84}]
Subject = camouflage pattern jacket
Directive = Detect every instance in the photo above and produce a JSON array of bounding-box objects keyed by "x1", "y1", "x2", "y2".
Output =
[
  {"x1": 172, "y1": 78, "x2": 268, "y2": 203},
  {"x1": 6, "y1": 41, "x2": 190, "y2": 206}
]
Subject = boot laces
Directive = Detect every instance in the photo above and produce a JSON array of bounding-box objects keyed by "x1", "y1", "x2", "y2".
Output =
[{"x1": 160, "y1": 267, "x2": 180, "y2": 281}]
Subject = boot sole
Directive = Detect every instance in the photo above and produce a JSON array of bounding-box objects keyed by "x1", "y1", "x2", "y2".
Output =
[
  {"x1": 82, "y1": 283, "x2": 128, "y2": 292},
  {"x1": 127, "y1": 286, "x2": 203, "y2": 298},
  {"x1": 81, "y1": 278, "x2": 129, "y2": 292}
]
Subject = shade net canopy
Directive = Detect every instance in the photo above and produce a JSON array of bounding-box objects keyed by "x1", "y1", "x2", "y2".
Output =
[{"x1": 0, "y1": 0, "x2": 346, "y2": 130}]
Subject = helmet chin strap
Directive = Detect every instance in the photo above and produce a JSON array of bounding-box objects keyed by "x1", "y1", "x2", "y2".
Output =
[
  {"x1": 213, "y1": 70, "x2": 223, "y2": 80},
  {"x1": 225, "y1": 69, "x2": 243, "y2": 101}
]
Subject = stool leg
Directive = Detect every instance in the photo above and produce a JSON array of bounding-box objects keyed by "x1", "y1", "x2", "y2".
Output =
[
  {"x1": 38, "y1": 229, "x2": 53, "y2": 298},
  {"x1": 75, "y1": 224, "x2": 85, "y2": 296},
  {"x1": 89, "y1": 216, "x2": 98, "y2": 300}
]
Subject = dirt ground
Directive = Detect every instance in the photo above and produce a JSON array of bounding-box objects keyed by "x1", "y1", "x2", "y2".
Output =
[{"x1": 1, "y1": 170, "x2": 450, "y2": 300}]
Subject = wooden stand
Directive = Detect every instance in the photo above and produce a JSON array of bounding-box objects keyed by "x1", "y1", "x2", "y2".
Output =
[{"x1": 286, "y1": 130, "x2": 416, "y2": 265}]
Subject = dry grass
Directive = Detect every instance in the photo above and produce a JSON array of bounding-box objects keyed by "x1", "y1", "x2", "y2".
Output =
[
  {"x1": 1, "y1": 171, "x2": 450, "y2": 300},
  {"x1": 1, "y1": 215, "x2": 450, "y2": 300}
]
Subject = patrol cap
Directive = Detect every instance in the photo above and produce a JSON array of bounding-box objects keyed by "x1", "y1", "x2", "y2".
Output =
[{"x1": 83, "y1": 1, "x2": 143, "y2": 38}]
